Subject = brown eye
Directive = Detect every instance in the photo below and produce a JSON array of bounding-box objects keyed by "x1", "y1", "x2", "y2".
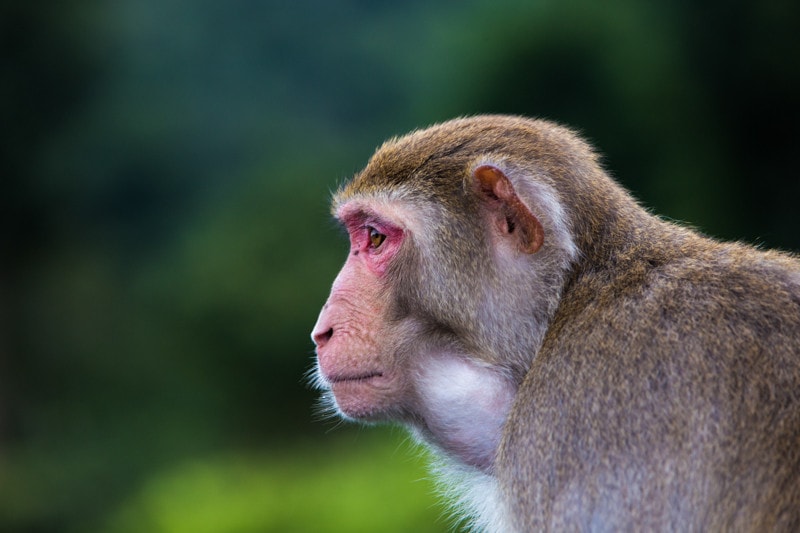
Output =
[{"x1": 368, "y1": 226, "x2": 386, "y2": 248}]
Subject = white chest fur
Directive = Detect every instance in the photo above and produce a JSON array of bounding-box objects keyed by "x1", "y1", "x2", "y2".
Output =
[{"x1": 414, "y1": 356, "x2": 517, "y2": 531}]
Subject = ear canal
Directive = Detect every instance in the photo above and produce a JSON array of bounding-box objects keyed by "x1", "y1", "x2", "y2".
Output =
[{"x1": 473, "y1": 165, "x2": 545, "y2": 254}]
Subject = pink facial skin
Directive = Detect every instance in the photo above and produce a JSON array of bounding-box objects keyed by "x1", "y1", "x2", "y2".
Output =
[
  {"x1": 340, "y1": 209, "x2": 405, "y2": 277},
  {"x1": 310, "y1": 206, "x2": 406, "y2": 420}
]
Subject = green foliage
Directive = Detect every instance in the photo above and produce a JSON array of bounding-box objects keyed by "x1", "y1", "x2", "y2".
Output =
[{"x1": 104, "y1": 430, "x2": 448, "y2": 533}]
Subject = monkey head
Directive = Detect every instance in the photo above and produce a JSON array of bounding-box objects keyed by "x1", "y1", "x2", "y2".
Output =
[{"x1": 310, "y1": 116, "x2": 582, "y2": 470}]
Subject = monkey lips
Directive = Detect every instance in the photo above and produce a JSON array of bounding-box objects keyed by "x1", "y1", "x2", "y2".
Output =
[{"x1": 320, "y1": 367, "x2": 397, "y2": 420}]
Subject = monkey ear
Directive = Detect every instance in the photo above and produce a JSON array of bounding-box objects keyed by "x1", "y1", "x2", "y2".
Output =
[{"x1": 473, "y1": 165, "x2": 544, "y2": 254}]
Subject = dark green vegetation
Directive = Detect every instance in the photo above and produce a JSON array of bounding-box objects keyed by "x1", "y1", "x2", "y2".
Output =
[{"x1": 3, "y1": 1, "x2": 799, "y2": 531}]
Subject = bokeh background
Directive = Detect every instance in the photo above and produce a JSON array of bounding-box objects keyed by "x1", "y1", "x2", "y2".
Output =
[{"x1": 3, "y1": 1, "x2": 799, "y2": 531}]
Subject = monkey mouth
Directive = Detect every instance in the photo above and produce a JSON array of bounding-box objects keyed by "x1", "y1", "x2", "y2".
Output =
[
  {"x1": 327, "y1": 371, "x2": 393, "y2": 420},
  {"x1": 328, "y1": 371, "x2": 384, "y2": 384}
]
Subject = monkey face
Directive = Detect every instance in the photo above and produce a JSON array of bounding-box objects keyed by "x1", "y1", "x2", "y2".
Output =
[{"x1": 310, "y1": 201, "x2": 411, "y2": 421}]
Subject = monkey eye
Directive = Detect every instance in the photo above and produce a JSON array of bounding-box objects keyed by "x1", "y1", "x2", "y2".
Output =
[{"x1": 367, "y1": 226, "x2": 386, "y2": 249}]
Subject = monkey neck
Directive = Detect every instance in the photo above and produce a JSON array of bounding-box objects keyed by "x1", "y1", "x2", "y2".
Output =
[
  {"x1": 475, "y1": 177, "x2": 673, "y2": 383},
  {"x1": 552, "y1": 185, "x2": 695, "y2": 337},
  {"x1": 569, "y1": 176, "x2": 676, "y2": 269}
]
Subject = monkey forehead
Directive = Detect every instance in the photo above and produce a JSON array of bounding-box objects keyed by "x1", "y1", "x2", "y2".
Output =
[
  {"x1": 333, "y1": 187, "x2": 444, "y2": 236},
  {"x1": 333, "y1": 182, "x2": 412, "y2": 212}
]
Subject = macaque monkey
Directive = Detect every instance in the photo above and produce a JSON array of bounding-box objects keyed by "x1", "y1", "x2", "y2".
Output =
[{"x1": 310, "y1": 115, "x2": 800, "y2": 531}]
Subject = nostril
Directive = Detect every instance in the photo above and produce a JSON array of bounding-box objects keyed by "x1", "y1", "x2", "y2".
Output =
[{"x1": 313, "y1": 327, "x2": 334, "y2": 348}]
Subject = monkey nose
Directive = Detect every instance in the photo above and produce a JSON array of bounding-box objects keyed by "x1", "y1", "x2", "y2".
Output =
[
  {"x1": 312, "y1": 327, "x2": 333, "y2": 349},
  {"x1": 311, "y1": 318, "x2": 334, "y2": 348},
  {"x1": 311, "y1": 303, "x2": 335, "y2": 349}
]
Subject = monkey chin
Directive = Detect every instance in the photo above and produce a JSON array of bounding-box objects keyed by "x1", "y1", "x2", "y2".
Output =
[{"x1": 328, "y1": 373, "x2": 398, "y2": 421}]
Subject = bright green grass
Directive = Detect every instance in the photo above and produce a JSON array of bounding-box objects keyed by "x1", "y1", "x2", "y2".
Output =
[{"x1": 104, "y1": 428, "x2": 458, "y2": 533}]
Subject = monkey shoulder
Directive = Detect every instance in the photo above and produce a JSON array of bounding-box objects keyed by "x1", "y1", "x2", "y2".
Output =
[
  {"x1": 511, "y1": 241, "x2": 800, "y2": 446},
  {"x1": 651, "y1": 242, "x2": 800, "y2": 337},
  {"x1": 496, "y1": 242, "x2": 800, "y2": 531},
  {"x1": 560, "y1": 238, "x2": 800, "y2": 350}
]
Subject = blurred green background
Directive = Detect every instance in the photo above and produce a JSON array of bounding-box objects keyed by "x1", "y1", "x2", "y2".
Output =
[{"x1": 3, "y1": 1, "x2": 799, "y2": 531}]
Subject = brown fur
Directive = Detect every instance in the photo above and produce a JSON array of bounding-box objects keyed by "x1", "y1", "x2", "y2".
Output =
[
  {"x1": 319, "y1": 115, "x2": 800, "y2": 531},
  {"x1": 503, "y1": 223, "x2": 800, "y2": 530}
]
